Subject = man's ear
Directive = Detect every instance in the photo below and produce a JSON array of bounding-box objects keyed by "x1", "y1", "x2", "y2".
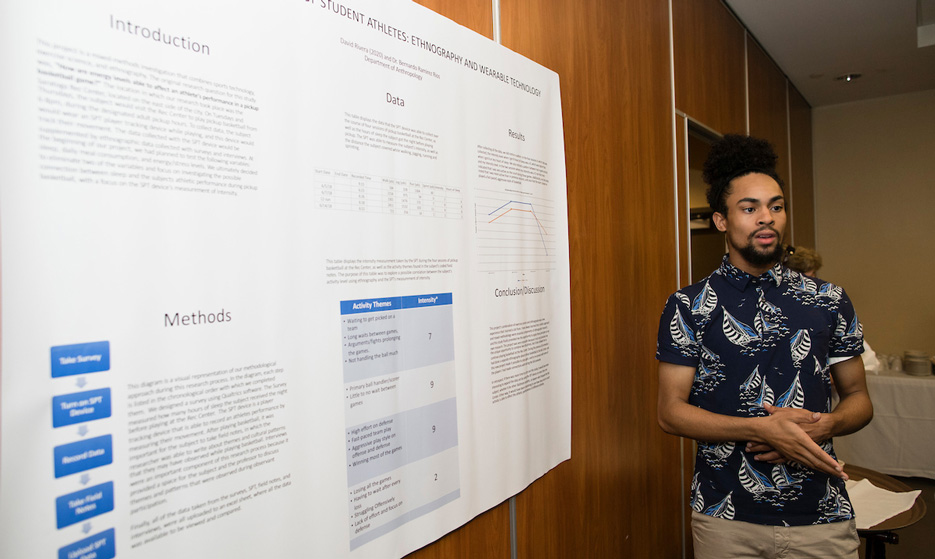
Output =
[{"x1": 712, "y1": 212, "x2": 727, "y2": 232}]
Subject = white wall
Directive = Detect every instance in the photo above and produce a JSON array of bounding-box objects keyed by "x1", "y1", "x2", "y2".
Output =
[{"x1": 813, "y1": 89, "x2": 935, "y2": 358}]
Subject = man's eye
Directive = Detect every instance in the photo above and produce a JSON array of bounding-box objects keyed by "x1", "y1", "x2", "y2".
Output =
[
  {"x1": 742, "y1": 207, "x2": 755, "y2": 213},
  {"x1": 771, "y1": 205, "x2": 784, "y2": 212}
]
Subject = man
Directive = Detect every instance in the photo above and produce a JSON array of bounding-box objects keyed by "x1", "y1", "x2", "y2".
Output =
[{"x1": 656, "y1": 134, "x2": 872, "y2": 558}]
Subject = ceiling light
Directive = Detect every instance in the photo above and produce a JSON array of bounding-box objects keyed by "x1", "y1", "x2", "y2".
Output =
[{"x1": 834, "y1": 73, "x2": 862, "y2": 83}]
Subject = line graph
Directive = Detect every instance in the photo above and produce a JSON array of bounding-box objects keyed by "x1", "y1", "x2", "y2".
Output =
[
  {"x1": 487, "y1": 201, "x2": 550, "y2": 254},
  {"x1": 475, "y1": 190, "x2": 558, "y2": 273}
]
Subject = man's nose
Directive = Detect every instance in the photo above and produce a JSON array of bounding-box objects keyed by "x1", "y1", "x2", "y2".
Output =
[{"x1": 757, "y1": 209, "x2": 774, "y2": 225}]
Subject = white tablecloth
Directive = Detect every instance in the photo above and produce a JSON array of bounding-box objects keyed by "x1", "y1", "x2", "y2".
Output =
[{"x1": 835, "y1": 371, "x2": 935, "y2": 479}]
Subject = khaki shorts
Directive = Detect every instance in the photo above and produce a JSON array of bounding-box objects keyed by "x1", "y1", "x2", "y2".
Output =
[{"x1": 691, "y1": 511, "x2": 859, "y2": 559}]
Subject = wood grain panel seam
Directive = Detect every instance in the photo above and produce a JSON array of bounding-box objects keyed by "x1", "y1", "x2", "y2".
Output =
[
  {"x1": 668, "y1": 0, "x2": 681, "y2": 292},
  {"x1": 784, "y1": 81, "x2": 794, "y2": 246},
  {"x1": 491, "y1": 0, "x2": 501, "y2": 44},
  {"x1": 744, "y1": 31, "x2": 750, "y2": 134}
]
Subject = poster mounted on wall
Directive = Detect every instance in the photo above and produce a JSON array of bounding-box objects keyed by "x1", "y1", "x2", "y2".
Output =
[{"x1": 0, "y1": 0, "x2": 571, "y2": 557}]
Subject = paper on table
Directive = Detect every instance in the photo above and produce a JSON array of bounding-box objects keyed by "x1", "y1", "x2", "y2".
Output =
[{"x1": 845, "y1": 478, "x2": 922, "y2": 530}]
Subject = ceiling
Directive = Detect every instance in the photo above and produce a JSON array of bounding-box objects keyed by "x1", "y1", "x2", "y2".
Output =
[{"x1": 723, "y1": 0, "x2": 935, "y2": 107}]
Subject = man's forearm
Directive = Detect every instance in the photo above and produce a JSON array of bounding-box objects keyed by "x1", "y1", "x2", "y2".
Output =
[
  {"x1": 826, "y1": 355, "x2": 874, "y2": 439},
  {"x1": 827, "y1": 390, "x2": 873, "y2": 438},
  {"x1": 660, "y1": 399, "x2": 846, "y2": 478},
  {"x1": 659, "y1": 398, "x2": 763, "y2": 443}
]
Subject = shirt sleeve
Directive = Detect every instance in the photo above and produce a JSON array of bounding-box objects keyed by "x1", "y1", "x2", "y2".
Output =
[
  {"x1": 828, "y1": 286, "x2": 865, "y2": 359},
  {"x1": 656, "y1": 292, "x2": 700, "y2": 367}
]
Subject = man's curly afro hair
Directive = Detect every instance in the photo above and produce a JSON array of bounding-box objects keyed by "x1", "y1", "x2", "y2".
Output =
[{"x1": 702, "y1": 134, "x2": 784, "y2": 215}]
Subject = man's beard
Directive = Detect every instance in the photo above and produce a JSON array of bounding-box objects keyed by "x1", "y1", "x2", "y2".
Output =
[{"x1": 736, "y1": 235, "x2": 784, "y2": 268}]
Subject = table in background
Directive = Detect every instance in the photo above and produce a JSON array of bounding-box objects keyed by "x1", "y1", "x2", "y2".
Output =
[
  {"x1": 844, "y1": 464, "x2": 927, "y2": 559},
  {"x1": 835, "y1": 370, "x2": 935, "y2": 479}
]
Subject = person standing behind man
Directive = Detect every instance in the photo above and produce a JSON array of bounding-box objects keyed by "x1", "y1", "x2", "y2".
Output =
[
  {"x1": 656, "y1": 134, "x2": 872, "y2": 558},
  {"x1": 786, "y1": 246, "x2": 823, "y2": 277}
]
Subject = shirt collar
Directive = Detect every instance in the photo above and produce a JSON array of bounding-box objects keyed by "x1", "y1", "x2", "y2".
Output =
[{"x1": 715, "y1": 254, "x2": 784, "y2": 290}]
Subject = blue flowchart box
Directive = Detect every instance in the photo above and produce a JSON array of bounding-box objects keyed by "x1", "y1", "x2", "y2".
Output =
[
  {"x1": 58, "y1": 528, "x2": 115, "y2": 559},
  {"x1": 53, "y1": 435, "x2": 113, "y2": 478},
  {"x1": 56, "y1": 482, "x2": 114, "y2": 529},
  {"x1": 51, "y1": 342, "x2": 110, "y2": 378},
  {"x1": 53, "y1": 388, "x2": 112, "y2": 428}
]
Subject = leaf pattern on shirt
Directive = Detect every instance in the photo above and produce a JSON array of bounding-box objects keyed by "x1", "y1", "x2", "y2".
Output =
[
  {"x1": 739, "y1": 453, "x2": 781, "y2": 496},
  {"x1": 775, "y1": 372, "x2": 805, "y2": 409},
  {"x1": 668, "y1": 307, "x2": 696, "y2": 350},
  {"x1": 790, "y1": 329, "x2": 811, "y2": 367},
  {"x1": 704, "y1": 492, "x2": 735, "y2": 520},
  {"x1": 817, "y1": 282, "x2": 843, "y2": 301},
  {"x1": 700, "y1": 441, "x2": 734, "y2": 469},
  {"x1": 771, "y1": 464, "x2": 802, "y2": 489},
  {"x1": 817, "y1": 480, "x2": 853, "y2": 523},
  {"x1": 796, "y1": 275, "x2": 819, "y2": 295},
  {"x1": 692, "y1": 281, "x2": 718, "y2": 317},
  {"x1": 722, "y1": 309, "x2": 759, "y2": 347},
  {"x1": 739, "y1": 366, "x2": 761, "y2": 393},
  {"x1": 751, "y1": 379, "x2": 775, "y2": 409},
  {"x1": 691, "y1": 473, "x2": 705, "y2": 512}
]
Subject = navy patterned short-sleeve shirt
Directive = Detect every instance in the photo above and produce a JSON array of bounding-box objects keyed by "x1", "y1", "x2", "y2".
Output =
[{"x1": 656, "y1": 256, "x2": 864, "y2": 526}]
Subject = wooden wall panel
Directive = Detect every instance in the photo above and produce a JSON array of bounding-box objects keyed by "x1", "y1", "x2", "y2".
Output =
[
  {"x1": 676, "y1": 115, "x2": 691, "y2": 288},
  {"x1": 747, "y1": 39, "x2": 792, "y2": 248},
  {"x1": 406, "y1": 503, "x2": 511, "y2": 559},
  {"x1": 674, "y1": 114, "x2": 695, "y2": 557},
  {"x1": 501, "y1": 0, "x2": 681, "y2": 557},
  {"x1": 788, "y1": 85, "x2": 815, "y2": 248},
  {"x1": 747, "y1": 39, "x2": 790, "y2": 188},
  {"x1": 413, "y1": 0, "x2": 493, "y2": 39},
  {"x1": 403, "y1": 5, "x2": 506, "y2": 559},
  {"x1": 672, "y1": 0, "x2": 746, "y2": 135}
]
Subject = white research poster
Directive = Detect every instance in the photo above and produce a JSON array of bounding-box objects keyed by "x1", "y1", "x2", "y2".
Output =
[{"x1": 0, "y1": 0, "x2": 571, "y2": 557}]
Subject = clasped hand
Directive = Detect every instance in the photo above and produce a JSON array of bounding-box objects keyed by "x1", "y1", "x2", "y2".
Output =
[{"x1": 744, "y1": 403, "x2": 846, "y2": 480}]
